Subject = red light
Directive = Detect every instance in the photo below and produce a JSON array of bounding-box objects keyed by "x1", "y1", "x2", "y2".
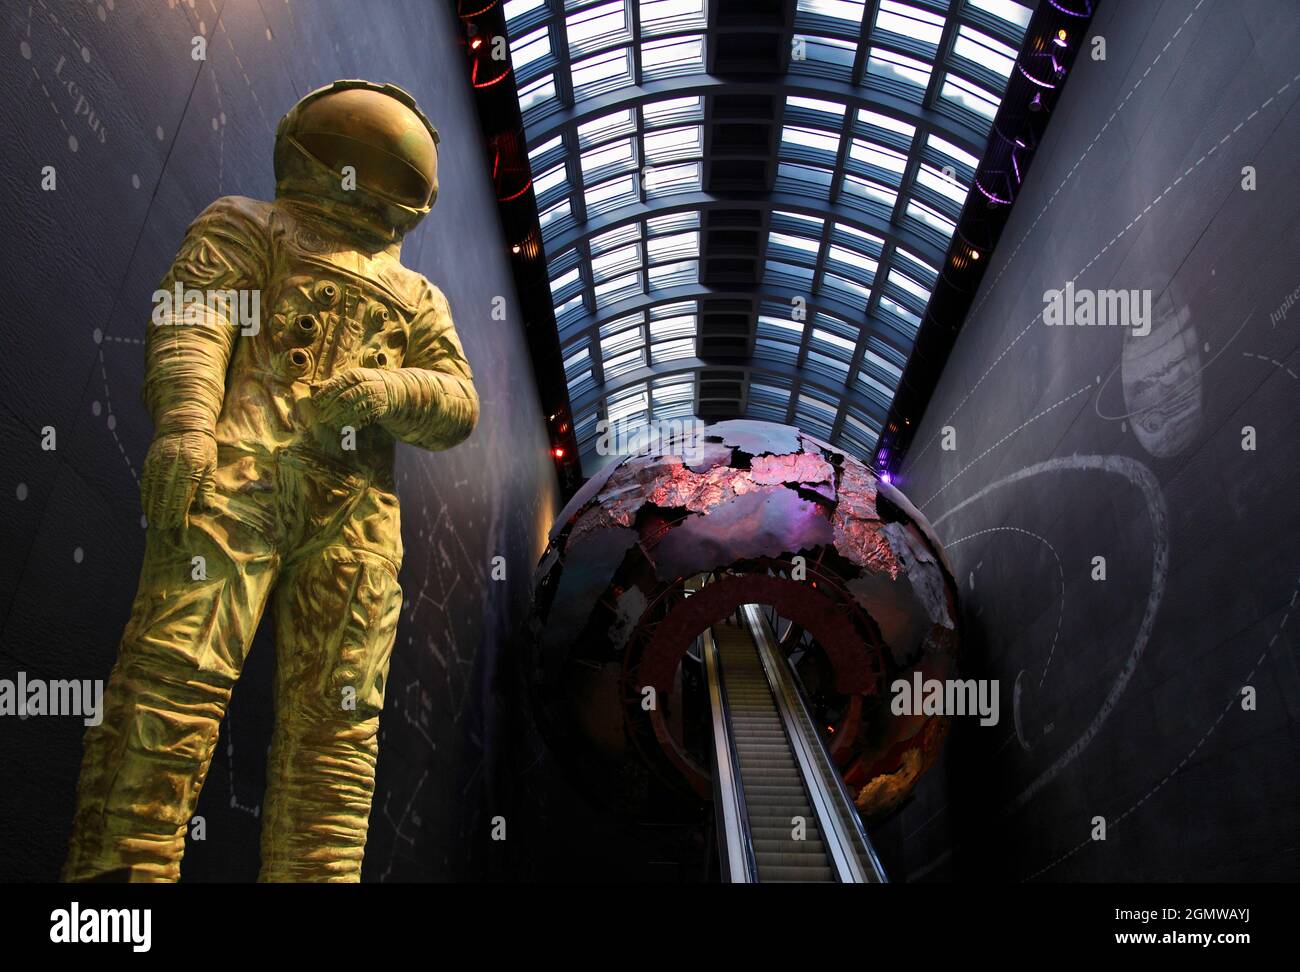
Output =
[
  {"x1": 470, "y1": 37, "x2": 483, "y2": 49},
  {"x1": 552, "y1": 446, "x2": 565, "y2": 459}
]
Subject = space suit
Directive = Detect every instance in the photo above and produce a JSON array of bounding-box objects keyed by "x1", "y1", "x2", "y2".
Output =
[{"x1": 63, "y1": 81, "x2": 478, "y2": 882}]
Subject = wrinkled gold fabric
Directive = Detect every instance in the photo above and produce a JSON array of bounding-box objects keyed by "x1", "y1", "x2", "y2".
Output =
[{"x1": 64, "y1": 84, "x2": 477, "y2": 882}]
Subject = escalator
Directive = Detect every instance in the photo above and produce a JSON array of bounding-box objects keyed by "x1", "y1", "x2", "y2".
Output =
[{"x1": 705, "y1": 603, "x2": 887, "y2": 883}]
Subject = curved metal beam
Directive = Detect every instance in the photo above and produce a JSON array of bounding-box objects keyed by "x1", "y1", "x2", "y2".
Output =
[
  {"x1": 523, "y1": 74, "x2": 989, "y2": 158},
  {"x1": 555, "y1": 281, "x2": 918, "y2": 361},
  {"x1": 542, "y1": 191, "x2": 951, "y2": 270},
  {"x1": 570, "y1": 357, "x2": 890, "y2": 426}
]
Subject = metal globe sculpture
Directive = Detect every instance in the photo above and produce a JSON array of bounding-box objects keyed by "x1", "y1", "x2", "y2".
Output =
[{"x1": 524, "y1": 420, "x2": 960, "y2": 822}]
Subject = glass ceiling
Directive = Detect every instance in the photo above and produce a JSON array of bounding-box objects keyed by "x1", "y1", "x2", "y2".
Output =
[{"x1": 504, "y1": 0, "x2": 1033, "y2": 474}]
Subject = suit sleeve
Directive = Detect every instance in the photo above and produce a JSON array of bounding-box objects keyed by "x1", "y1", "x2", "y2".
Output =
[
  {"x1": 375, "y1": 285, "x2": 480, "y2": 451},
  {"x1": 142, "y1": 196, "x2": 268, "y2": 435}
]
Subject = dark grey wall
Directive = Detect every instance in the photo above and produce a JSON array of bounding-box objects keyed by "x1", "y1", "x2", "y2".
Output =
[
  {"x1": 0, "y1": 0, "x2": 558, "y2": 880},
  {"x1": 879, "y1": 0, "x2": 1300, "y2": 881}
]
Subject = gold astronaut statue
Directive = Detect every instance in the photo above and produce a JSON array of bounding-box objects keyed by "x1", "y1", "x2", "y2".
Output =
[{"x1": 63, "y1": 80, "x2": 478, "y2": 882}]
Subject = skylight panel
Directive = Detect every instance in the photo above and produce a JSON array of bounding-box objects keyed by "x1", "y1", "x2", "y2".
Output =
[
  {"x1": 649, "y1": 313, "x2": 697, "y2": 341},
  {"x1": 878, "y1": 295, "x2": 922, "y2": 332},
  {"x1": 643, "y1": 126, "x2": 702, "y2": 165},
  {"x1": 640, "y1": 0, "x2": 707, "y2": 35},
  {"x1": 534, "y1": 163, "x2": 569, "y2": 199},
  {"x1": 797, "y1": 0, "x2": 866, "y2": 25},
  {"x1": 593, "y1": 270, "x2": 642, "y2": 307},
  {"x1": 602, "y1": 347, "x2": 645, "y2": 379},
  {"x1": 857, "y1": 109, "x2": 917, "y2": 144},
  {"x1": 528, "y1": 134, "x2": 563, "y2": 167},
  {"x1": 781, "y1": 125, "x2": 842, "y2": 155},
  {"x1": 549, "y1": 265, "x2": 582, "y2": 295},
  {"x1": 643, "y1": 96, "x2": 704, "y2": 127},
  {"x1": 602, "y1": 325, "x2": 644, "y2": 359},
  {"x1": 888, "y1": 267, "x2": 932, "y2": 304},
  {"x1": 905, "y1": 199, "x2": 956, "y2": 238},
  {"x1": 954, "y1": 25, "x2": 1018, "y2": 78},
  {"x1": 832, "y1": 222, "x2": 884, "y2": 251},
  {"x1": 790, "y1": 35, "x2": 857, "y2": 75},
  {"x1": 505, "y1": 0, "x2": 546, "y2": 22},
  {"x1": 757, "y1": 314, "x2": 806, "y2": 339},
  {"x1": 806, "y1": 349, "x2": 851, "y2": 381},
  {"x1": 827, "y1": 245, "x2": 878, "y2": 277},
  {"x1": 874, "y1": 1, "x2": 945, "y2": 46},
  {"x1": 554, "y1": 293, "x2": 586, "y2": 327},
  {"x1": 590, "y1": 223, "x2": 640, "y2": 254},
  {"x1": 566, "y1": 1, "x2": 630, "y2": 56},
  {"x1": 651, "y1": 338, "x2": 694, "y2": 364},
  {"x1": 772, "y1": 210, "x2": 825, "y2": 235},
  {"x1": 765, "y1": 259, "x2": 816, "y2": 287},
  {"x1": 776, "y1": 162, "x2": 834, "y2": 198},
  {"x1": 538, "y1": 196, "x2": 572, "y2": 233},
  {"x1": 590, "y1": 243, "x2": 641, "y2": 281},
  {"x1": 644, "y1": 162, "x2": 701, "y2": 196},
  {"x1": 641, "y1": 36, "x2": 704, "y2": 77},
  {"x1": 578, "y1": 108, "x2": 636, "y2": 146},
  {"x1": 581, "y1": 138, "x2": 635, "y2": 181},
  {"x1": 940, "y1": 72, "x2": 1001, "y2": 121},
  {"x1": 518, "y1": 74, "x2": 556, "y2": 113},
  {"x1": 647, "y1": 211, "x2": 700, "y2": 235},
  {"x1": 967, "y1": 0, "x2": 1033, "y2": 31},
  {"x1": 841, "y1": 174, "x2": 898, "y2": 210},
  {"x1": 927, "y1": 133, "x2": 981, "y2": 172},
  {"x1": 648, "y1": 260, "x2": 698, "y2": 289},
  {"x1": 849, "y1": 139, "x2": 908, "y2": 174},
  {"x1": 917, "y1": 162, "x2": 969, "y2": 206},
  {"x1": 512, "y1": 26, "x2": 553, "y2": 74},
  {"x1": 584, "y1": 173, "x2": 638, "y2": 212},
  {"x1": 600, "y1": 311, "x2": 644, "y2": 337},
  {"x1": 787, "y1": 96, "x2": 847, "y2": 120},
  {"x1": 570, "y1": 47, "x2": 632, "y2": 92},
  {"x1": 811, "y1": 327, "x2": 857, "y2": 356},
  {"x1": 823, "y1": 272, "x2": 871, "y2": 303},
  {"x1": 770, "y1": 232, "x2": 822, "y2": 257},
  {"x1": 866, "y1": 47, "x2": 933, "y2": 90},
  {"x1": 647, "y1": 231, "x2": 699, "y2": 262},
  {"x1": 607, "y1": 384, "x2": 650, "y2": 423},
  {"x1": 563, "y1": 344, "x2": 591, "y2": 378},
  {"x1": 894, "y1": 248, "x2": 939, "y2": 284}
]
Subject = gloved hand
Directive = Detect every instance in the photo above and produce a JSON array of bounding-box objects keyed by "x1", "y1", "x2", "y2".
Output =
[
  {"x1": 311, "y1": 368, "x2": 391, "y2": 429},
  {"x1": 140, "y1": 430, "x2": 217, "y2": 528}
]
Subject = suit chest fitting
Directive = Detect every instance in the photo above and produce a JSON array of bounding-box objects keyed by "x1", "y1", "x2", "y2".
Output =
[{"x1": 263, "y1": 253, "x2": 413, "y2": 383}]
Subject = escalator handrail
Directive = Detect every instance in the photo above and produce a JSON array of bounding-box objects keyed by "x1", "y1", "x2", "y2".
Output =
[
  {"x1": 741, "y1": 604, "x2": 888, "y2": 884},
  {"x1": 702, "y1": 627, "x2": 759, "y2": 883}
]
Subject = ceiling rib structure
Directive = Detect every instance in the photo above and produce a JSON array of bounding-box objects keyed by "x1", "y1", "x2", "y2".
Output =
[{"x1": 501, "y1": 0, "x2": 1033, "y2": 476}]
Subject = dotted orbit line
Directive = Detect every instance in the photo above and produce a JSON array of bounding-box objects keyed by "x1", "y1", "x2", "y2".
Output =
[
  {"x1": 96, "y1": 346, "x2": 138, "y2": 485},
  {"x1": 969, "y1": 0, "x2": 1209, "y2": 324},
  {"x1": 24, "y1": 2, "x2": 69, "y2": 136},
  {"x1": 946, "y1": 525, "x2": 1064, "y2": 689},
  {"x1": 909, "y1": 64, "x2": 1297, "y2": 473},
  {"x1": 35, "y1": 0, "x2": 90, "y2": 54},
  {"x1": 1242, "y1": 351, "x2": 1299, "y2": 380},
  {"x1": 1024, "y1": 581, "x2": 1299, "y2": 881},
  {"x1": 919, "y1": 383, "x2": 1092, "y2": 510}
]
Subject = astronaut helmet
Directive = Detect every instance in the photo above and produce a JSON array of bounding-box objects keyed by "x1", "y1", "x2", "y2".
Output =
[{"x1": 274, "y1": 79, "x2": 440, "y2": 242}]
